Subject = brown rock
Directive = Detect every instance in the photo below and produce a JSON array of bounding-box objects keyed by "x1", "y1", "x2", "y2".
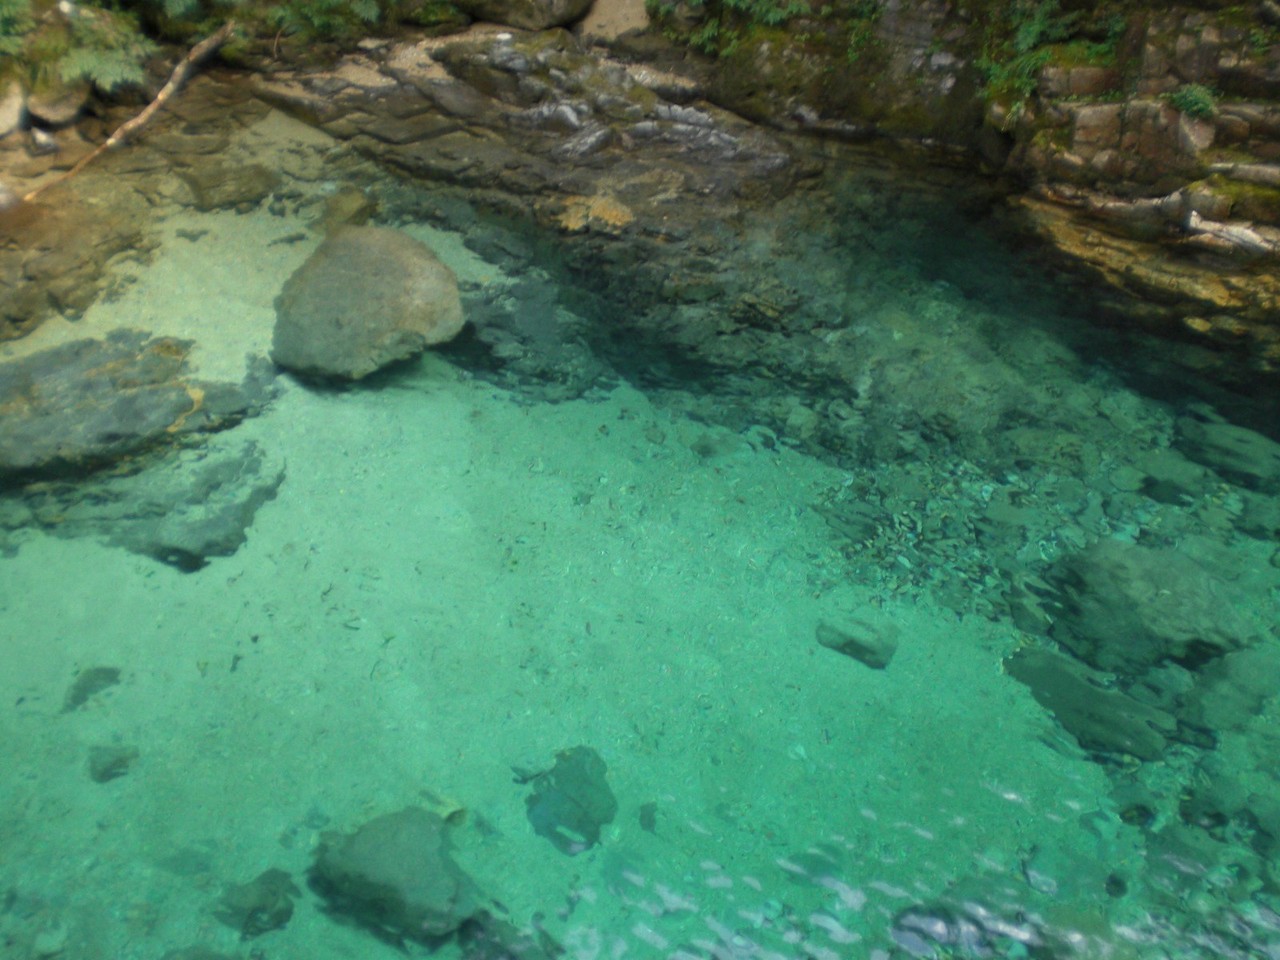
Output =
[
  {"x1": 178, "y1": 162, "x2": 279, "y2": 212},
  {"x1": 272, "y1": 226, "x2": 464, "y2": 381},
  {"x1": 1067, "y1": 66, "x2": 1120, "y2": 98},
  {"x1": 1071, "y1": 103, "x2": 1122, "y2": 151}
]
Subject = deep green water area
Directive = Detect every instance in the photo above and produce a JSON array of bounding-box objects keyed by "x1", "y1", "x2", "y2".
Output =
[{"x1": 2, "y1": 120, "x2": 1279, "y2": 960}]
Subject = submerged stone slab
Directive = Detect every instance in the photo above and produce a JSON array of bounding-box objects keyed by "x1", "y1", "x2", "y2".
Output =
[
  {"x1": 0, "y1": 437, "x2": 286, "y2": 571},
  {"x1": 272, "y1": 226, "x2": 464, "y2": 381},
  {"x1": 0, "y1": 331, "x2": 277, "y2": 483}
]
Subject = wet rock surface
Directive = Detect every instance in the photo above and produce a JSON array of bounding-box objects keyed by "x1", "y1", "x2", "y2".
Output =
[
  {"x1": 0, "y1": 437, "x2": 286, "y2": 571},
  {"x1": 0, "y1": 330, "x2": 277, "y2": 483}
]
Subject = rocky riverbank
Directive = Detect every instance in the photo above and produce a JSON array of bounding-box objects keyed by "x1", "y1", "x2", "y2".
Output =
[{"x1": 2, "y1": 1, "x2": 1279, "y2": 369}]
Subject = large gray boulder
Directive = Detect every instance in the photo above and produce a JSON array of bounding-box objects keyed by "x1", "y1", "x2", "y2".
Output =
[
  {"x1": 453, "y1": 0, "x2": 593, "y2": 30},
  {"x1": 272, "y1": 226, "x2": 464, "y2": 381}
]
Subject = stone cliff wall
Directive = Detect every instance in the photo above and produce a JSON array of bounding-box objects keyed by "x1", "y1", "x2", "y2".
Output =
[{"x1": 647, "y1": 0, "x2": 1279, "y2": 348}]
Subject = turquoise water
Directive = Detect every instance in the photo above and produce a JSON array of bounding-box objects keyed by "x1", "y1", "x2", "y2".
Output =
[{"x1": 2, "y1": 117, "x2": 1279, "y2": 960}]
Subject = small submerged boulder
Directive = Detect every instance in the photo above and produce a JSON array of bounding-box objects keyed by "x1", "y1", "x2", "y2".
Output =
[
  {"x1": 815, "y1": 616, "x2": 899, "y2": 670},
  {"x1": 309, "y1": 806, "x2": 482, "y2": 946},
  {"x1": 272, "y1": 226, "x2": 464, "y2": 381},
  {"x1": 214, "y1": 868, "x2": 300, "y2": 939}
]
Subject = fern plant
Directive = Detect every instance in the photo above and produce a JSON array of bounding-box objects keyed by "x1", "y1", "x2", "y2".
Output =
[
  {"x1": 57, "y1": 5, "x2": 158, "y2": 90},
  {"x1": 0, "y1": 0, "x2": 33, "y2": 58},
  {"x1": 265, "y1": 0, "x2": 380, "y2": 40},
  {"x1": 1167, "y1": 83, "x2": 1217, "y2": 119}
]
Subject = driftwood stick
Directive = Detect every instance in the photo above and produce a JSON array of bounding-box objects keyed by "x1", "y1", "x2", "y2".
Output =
[{"x1": 22, "y1": 21, "x2": 237, "y2": 203}]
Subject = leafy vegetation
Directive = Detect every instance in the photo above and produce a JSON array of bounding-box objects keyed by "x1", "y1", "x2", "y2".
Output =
[
  {"x1": 977, "y1": 0, "x2": 1125, "y2": 104},
  {"x1": 842, "y1": 0, "x2": 880, "y2": 64},
  {"x1": 0, "y1": 0, "x2": 466, "y2": 98},
  {"x1": 0, "y1": 0, "x2": 34, "y2": 58},
  {"x1": 1167, "y1": 82, "x2": 1218, "y2": 119},
  {"x1": 3, "y1": 1, "x2": 157, "y2": 92},
  {"x1": 646, "y1": 0, "x2": 815, "y2": 57}
]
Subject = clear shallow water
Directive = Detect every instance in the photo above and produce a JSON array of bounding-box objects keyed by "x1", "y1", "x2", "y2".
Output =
[{"x1": 1, "y1": 117, "x2": 1279, "y2": 960}]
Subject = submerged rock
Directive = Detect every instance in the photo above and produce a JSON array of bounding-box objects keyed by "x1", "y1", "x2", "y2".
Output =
[
  {"x1": 61, "y1": 666, "x2": 122, "y2": 713},
  {"x1": 815, "y1": 616, "x2": 899, "y2": 670},
  {"x1": 177, "y1": 162, "x2": 280, "y2": 212},
  {"x1": 272, "y1": 226, "x2": 464, "y2": 381},
  {"x1": 1004, "y1": 646, "x2": 1175, "y2": 761},
  {"x1": 310, "y1": 806, "x2": 482, "y2": 946},
  {"x1": 1175, "y1": 407, "x2": 1280, "y2": 492},
  {"x1": 0, "y1": 332, "x2": 277, "y2": 483},
  {"x1": 0, "y1": 437, "x2": 286, "y2": 571},
  {"x1": 87, "y1": 744, "x2": 139, "y2": 783},
  {"x1": 1045, "y1": 539, "x2": 1260, "y2": 676},
  {"x1": 214, "y1": 868, "x2": 301, "y2": 939},
  {"x1": 0, "y1": 193, "x2": 156, "y2": 340}
]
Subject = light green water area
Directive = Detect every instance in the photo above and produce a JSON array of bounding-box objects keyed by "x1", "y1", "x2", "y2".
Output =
[{"x1": 2, "y1": 111, "x2": 1279, "y2": 960}]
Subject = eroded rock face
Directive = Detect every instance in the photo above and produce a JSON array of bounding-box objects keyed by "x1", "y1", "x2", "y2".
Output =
[
  {"x1": 252, "y1": 27, "x2": 796, "y2": 245},
  {"x1": 271, "y1": 225, "x2": 464, "y2": 380}
]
